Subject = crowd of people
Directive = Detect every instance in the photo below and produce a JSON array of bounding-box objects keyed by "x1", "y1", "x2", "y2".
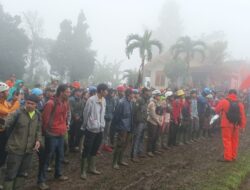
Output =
[{"x1": 0, "y1": 74, "x2": 247, "y2": 190}]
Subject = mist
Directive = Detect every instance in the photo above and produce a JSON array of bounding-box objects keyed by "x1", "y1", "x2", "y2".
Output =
[{"x1": 3, "y1": 0, "x2": 250, "y2": 70}]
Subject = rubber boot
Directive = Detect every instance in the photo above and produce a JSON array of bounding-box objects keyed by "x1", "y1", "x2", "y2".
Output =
[
  {"x1": 3, "y1": 181, "x2": 14, "y2": 190},
  {"x1": 13, "y1": 177, "x2": 25, "y2": 190},
  {"x1": 80, "y1": 158, "x2": 87, "y2": 180},
  {"x1": 118, "y1": 151, "x2": 128, "y2": 166},
  {"x1": 112, "y1": 148, "x2": 120, "y2": 170},
  {"x1": 88, "y1": 156, "x2": 101, "y2": 175}
]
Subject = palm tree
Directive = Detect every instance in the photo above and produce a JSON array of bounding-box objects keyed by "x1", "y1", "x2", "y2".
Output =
[
  {"x1": 171, "y1": 36, "x2": 206, "y2": 70},
  {"x1": 122, "y1": 69, "x2": 138, "y2": 87},
  {"x1": 126, "y1": 30, "x2": 162, "y2": 87}
]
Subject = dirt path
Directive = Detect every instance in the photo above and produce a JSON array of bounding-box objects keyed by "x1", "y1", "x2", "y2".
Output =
[{"x1": 24, "y1": 127, "x2": 250, "y2": 190}]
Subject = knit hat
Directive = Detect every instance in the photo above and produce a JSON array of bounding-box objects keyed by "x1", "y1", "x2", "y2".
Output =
[{"x1": 26, "y1": 94, "x2": 40, "y2": 103}]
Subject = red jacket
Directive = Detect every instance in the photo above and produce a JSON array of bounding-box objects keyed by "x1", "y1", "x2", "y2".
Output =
[
  {"x1": 215, "y1": 94, "x2": 246, "y2": 128},
  {"x1": 42, "y1": 97, "x2": 69, "y2": 136},
  {"x1": 171, "y1": 99, "x2": 183, "y2": 124}
]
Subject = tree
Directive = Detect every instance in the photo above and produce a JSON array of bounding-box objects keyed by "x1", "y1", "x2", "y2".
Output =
[
  {"x1": 154, "y1": 0, "x2": 183, "y2": 50},
  {"x1": 70, "y1": 10, "x2": 95, "y2": 80},
  {"x1": 200, "y1": 31, "x2": 228, "y2": 65},
  {"x1": 0, "y1": 4, "x2": 29, "y2": 80},
  {"x1": 164, "y1": 59, "x2": 187, "y2": 87},
  {"x1": 23, "y1": 11, "x2": 52, "y2": 83},
  {"x1": 49, "y1": 10, "x2": 96, "y2": 81},
  {"x1": 126, "y1": 30, "x2": 162, "y2": 87},
  {"x1": 93, "y1": 59, "x2": 122, "y2": 86},
  {"x1": 206, "y1": 41, "x2": 228, "y2": 65},
  {"x1": 122, "y1": 69, "x2": 138, "y2": 87},
  {"x1": 49, "y1": 19, "x2": 73, "y2": 80},
  {"x1": 171, "y1": 36, "x2": 206, "y2": 70}
]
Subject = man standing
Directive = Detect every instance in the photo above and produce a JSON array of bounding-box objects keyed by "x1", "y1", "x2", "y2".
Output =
[
  {"x1": 2, "y1": 95, "x2": 41, "y2": 190},
  {"x1": 190, "y1": 89, "x2": 199, "y2": 142},
  {"x1": 69, "y1": 88, "x2": 85, "y2": 152},
  {"x1": 0, "y1": 82, "x2": 19, "y2": 190},
  {"x1": 131, "y1": 87, "x2": 150, "y2": 162},
  {"x1": 215, "y1": 89, "x2": 246, "y2": 162},
  {"x1": 147, "y1": 90, "x2": 162, "y2": 157},
  {"x1": 39, "y1": 84, "x2": 71, "y2": 188},
  {"x1": 112, "y1": 88, "x2": 133, "y2": 169},
  {"x1": 80, "y1": 83, "x2": 108, "y2": 180},
  {"x1": 102, "y1": 88, "x2": 115, "y2": 152}
]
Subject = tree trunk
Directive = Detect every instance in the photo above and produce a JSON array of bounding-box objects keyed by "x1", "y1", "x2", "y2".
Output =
[
  {"x1": 186, "y1": 52, "x2": 192, "y2": 86},
  {"x1": 137, "y1": 57, "x2": 145, "y2": 88}
]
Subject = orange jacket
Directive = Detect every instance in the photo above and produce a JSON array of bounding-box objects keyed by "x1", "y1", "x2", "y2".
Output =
[
  {"x1": 215, "y1": 94, "x2": 246, "y2": 128},
  {"x1": 0, "y1": 99, "x2": 20, "y2": 132}
]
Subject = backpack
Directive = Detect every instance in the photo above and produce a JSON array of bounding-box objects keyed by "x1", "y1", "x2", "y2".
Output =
[{"x1": 226, "y1": 99, "x2": 241, "y2": 126}]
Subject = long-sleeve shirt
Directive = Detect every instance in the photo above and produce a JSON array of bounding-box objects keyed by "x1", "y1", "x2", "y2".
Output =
[
  {"x1": 83, "y1": 95, "x2": 106, "y2": 133},
  {"x1": 42, "y1": 97, "x2": 69, "y2": 136},
  {"x1": 4, "y1": 108, "x2": 42, "y2": 155},
  {"x1": 147, "y1": 99, "x2": 161, "y2": 126}
]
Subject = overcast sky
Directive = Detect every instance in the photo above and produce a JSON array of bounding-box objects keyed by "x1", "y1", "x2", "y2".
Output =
[{"x1": 2, "y1": 0, "x2": 250, "y2": 69}]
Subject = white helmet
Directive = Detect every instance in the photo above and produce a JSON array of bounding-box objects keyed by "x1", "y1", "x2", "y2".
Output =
[
  {"x1": 165, "y1": 91, "x2": 173, "y2": 98},
  {"x1": 0, "y1": 82, "x2": 9, "y2": 92},
  {"x1": 152, "y1": 90, "x2": 161, "y2": 96}
]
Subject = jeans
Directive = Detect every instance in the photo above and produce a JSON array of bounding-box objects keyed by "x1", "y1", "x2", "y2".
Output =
[
  {"x1": 147, "y1": 122, "x2": 160, "y2": 153},
  {"x1": 39, "y1": 135, "x2": 64, "y2": 183},
  {"x1": 131, "y1": 123, "x2": 146, "y2": 158},
  {"x1": 82, "y1": 130, "x2": 103, "y2": 159},
  {"x1": 5, "y1": 153, "x2": 33, "y2": 181}
]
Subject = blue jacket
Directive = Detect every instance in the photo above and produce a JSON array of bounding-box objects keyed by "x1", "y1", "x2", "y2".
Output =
[
  {"x1": 113, "y1": 97, "x2": 133, "y2": 132},
  {"x1": 197, "y1": 95, "x2": 208, "y2": 116},
  {"x1": 105, "y1": 95, "x2": 115, "y2": 121}
]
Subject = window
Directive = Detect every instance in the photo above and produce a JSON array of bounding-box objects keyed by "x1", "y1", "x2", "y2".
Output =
[{"x1": 155, "y1": 71, "x2": 165, "y2": 86}]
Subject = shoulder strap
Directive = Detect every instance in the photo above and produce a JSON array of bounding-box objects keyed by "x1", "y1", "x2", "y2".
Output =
[
  {"x1": 47, "y1": 99, "x2": 58, "y2": 132},
  {"x1": 6, "y1": 109, "x2": 21, "y2": 138}
]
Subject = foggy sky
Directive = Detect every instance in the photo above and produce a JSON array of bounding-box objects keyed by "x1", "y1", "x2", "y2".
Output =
[{"x1": 2, "y1": 0, "x2": 250, "y2": 69}]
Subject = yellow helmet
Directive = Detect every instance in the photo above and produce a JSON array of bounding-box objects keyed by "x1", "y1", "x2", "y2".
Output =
[{"x1": 176, "y1": 89, "x2": 185, "y2": 97}]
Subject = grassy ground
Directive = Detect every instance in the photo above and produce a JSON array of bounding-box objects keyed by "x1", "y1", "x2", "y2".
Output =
[{"x1": 198, "y1": 152, "x2": 250, "y2": 190}]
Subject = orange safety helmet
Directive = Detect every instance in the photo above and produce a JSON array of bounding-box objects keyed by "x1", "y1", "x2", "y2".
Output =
[{"x1": 71, "y1": 81, "x2": 81, "y2": 89}]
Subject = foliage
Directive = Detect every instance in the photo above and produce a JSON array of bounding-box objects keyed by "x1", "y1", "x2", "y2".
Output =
[
  {"x1": 122, "y1": 69, "x2": 138, "y2": 87},
  {"x1": 23, "y1": 11, "x2": 53, "y2": 83},
  {"x1": 70, "y1": 11, "x2": 95, "y2": 80},
  {"x1": 171, "y1": 36, "x2": 206, "y2": 69},
  {"x1": 0, "y1": 4, "x2": 29, "y2": 80},
  {"x1": 126, "y1": 30, "x2": 162, "y2": 87},
  {"x1": 206, "y1": 41, "x2": 228, "y2": 65},
  {"x1": 164, "y1": 59, "x2": 187, "y2": 85},
  {"x1": 49, "y1": 19, "x2": 72, "y2": 80},
  {"x1": 49, "y1": 10, "x2": 95, "y2": 81},
  {"x1": 93, "y1": 59, "x2": 122, "y2": 86}
]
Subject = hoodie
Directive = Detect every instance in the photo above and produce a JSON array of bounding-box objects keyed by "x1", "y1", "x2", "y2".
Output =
[{"x1": 7, "y1": 80, "x2": 23, "y2": 102}]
